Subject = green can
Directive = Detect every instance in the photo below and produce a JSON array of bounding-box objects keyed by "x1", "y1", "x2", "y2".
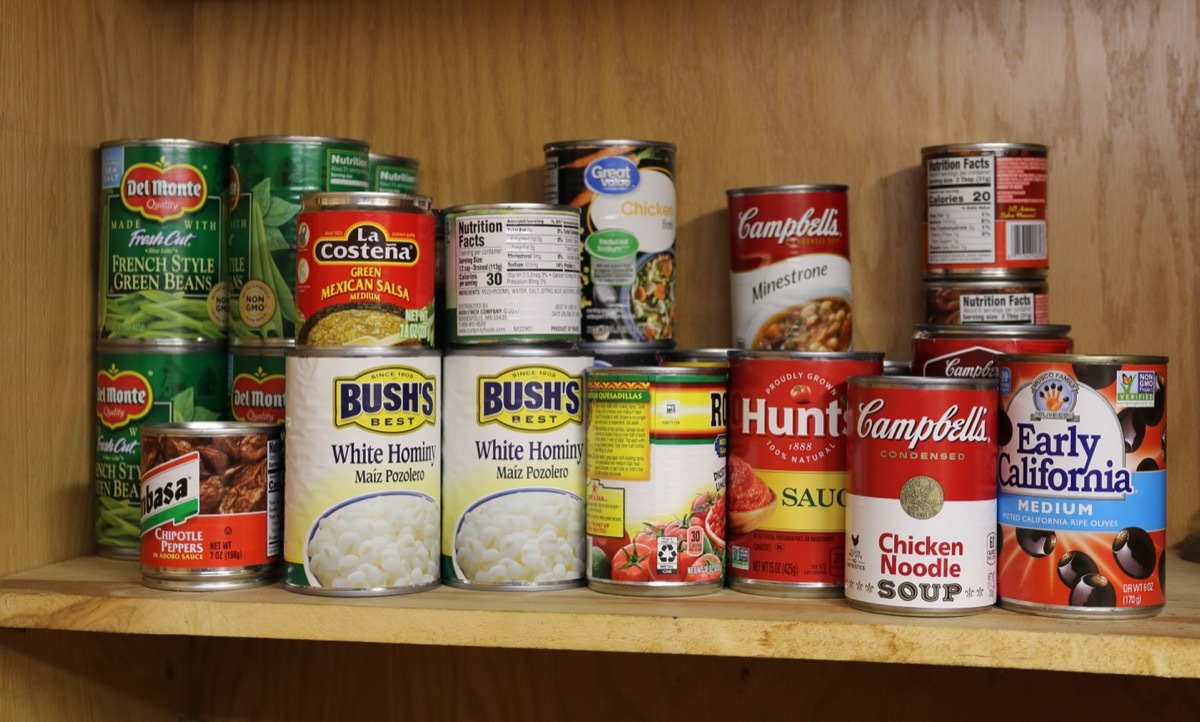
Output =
[
  {"x1": 227, "y1": 136, "x2": 370, "y2": 341},
  {"x1": 98, "y1": 139, "x2": 229, "y2": 340},
  {"x1": 229, "y1": 338, "x2": 290, "y2": 426},
  {"x1": 369, "y1": 153, "x2": 420, "y2": 193},
  {"x1": 95, "y1": 339, "x2": 228, "y2": 558}
]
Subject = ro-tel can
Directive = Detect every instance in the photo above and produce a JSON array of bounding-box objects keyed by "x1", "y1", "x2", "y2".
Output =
[
  {"x1": 726, "y1": 351, "x2": 883, "y2": 597},
  {"x1": 727, "y1": 185, "x2": 853, "y2": 352},
  {"x1": 441, "y1": 348, "x2": 592, "y2": 589},
  {"x1": 227, "y1": 136, "x2": 370, "y2": 340},
  {"x1": 294, "y1": 192, "x2": 435, "y2": 346},
  {"x1": 580, "y1": 341, "x2": 661, "y2": 368},
  {"x1": 844, "y1": 376, "x2": 999, "y2": 616},
  {"x1": 912, "y1": 324, "x2": 1073, "y2": 379},
  {"x1": 996, "y1": 354, "x2": 1168, "y2": 618},
  {"x1": 229, "y1": 338, "x2": 291, "y2": 425},
  {"x1": 925, "y1": 275, "x2": 1049, "y2": 325},
  {"x1": 284, "y1": 346, "x2": 441, "y2": 595},
  {"x1": 368, "y1": 153, "x2": 420, "y2": 194},
  {"x1": 444, "y1": 203, "x2": 582, "y2": 344},
  {"x1": 657, "y1": 348, "x2": 732, "y2": 368},
  {"x1": 95, "y1": 340, "x2": 228, "y2": 559},
  {"x1": 585, "y1": 366, "x2": 728, "y2": 596},
  {"x1": 139, "y1": 422, "x2": 282, "y2": 590},
  {"x1": 923, "y1": 143, "x2": 1048, "y2": 277},
  {"x1": 544, "y1": 140, "x2": 677, "y2": 344},
  {"x1": 98, "y1": 139, "x2": 229, "y2": 340}
]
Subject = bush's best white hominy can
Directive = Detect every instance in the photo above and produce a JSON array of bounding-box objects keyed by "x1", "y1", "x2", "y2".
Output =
[
  {"x1": 284, "y1": 346, "x2": 441, "y2": 595},
  {"x1": 441, "y1": 347, "x2": 592, "y2": 589}
]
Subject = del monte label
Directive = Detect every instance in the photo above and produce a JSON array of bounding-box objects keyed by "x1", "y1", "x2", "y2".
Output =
[
  {"x1": 96, "y1": 367, "x2": 153, "y2": 430},
  {"x1": 121, "y1": 160, "x2": 208, "y2": 222}
]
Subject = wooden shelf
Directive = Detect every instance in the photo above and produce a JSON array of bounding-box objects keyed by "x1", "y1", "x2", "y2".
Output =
[{"x1": 3, "y1": 552, "x2": 1199, "y2": 678}]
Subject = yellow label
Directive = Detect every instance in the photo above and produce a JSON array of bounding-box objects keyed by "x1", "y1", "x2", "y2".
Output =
[
  {"x1": 585, "y1": 479, "x2": 628, "y2": 537},
  {"x1": 755, "y1": 469, "x2": 846, "y2": 532},
  {"x1": 477, "y1": 365, "x2": 583, "y2": 431},
  {"x1": 333, "y1": 365, "x2": 437, "y2": 434}
]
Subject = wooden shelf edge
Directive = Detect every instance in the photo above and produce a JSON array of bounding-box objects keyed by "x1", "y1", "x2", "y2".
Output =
[{"x1": 1, "y1": 554, "x2": 1198, "y2": 678}]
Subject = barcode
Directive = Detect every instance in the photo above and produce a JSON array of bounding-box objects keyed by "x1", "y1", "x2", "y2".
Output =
[{"x1": 1006, "y1": 222, "x2": 1047, "y2": 260}]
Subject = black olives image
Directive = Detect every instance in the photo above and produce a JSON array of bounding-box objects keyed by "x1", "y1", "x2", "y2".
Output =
[
  {"x1": 1056, "y1": 550, "x2": 1099, "y2": 589},
  {"x1": 1137, "y1": 457, "x2": 1159, "y2": 472},
  {"x1": 1069, "y1": 574, "x2": 1117, "y2": 607},
  {"x1": 1072, "y1": 363, "x2": 1118, "y2": 390},
  {"x1": 1137, "y1": 373, "x2": 1165, "y2": 427},
  {"x1": 1113, "y1": 527, "x2": 1157, "y2": 579},
  {"x1": 997, "y1": 407, "x2": 1013, "y2": 447},
  {"x1": 1118, "y1": 408, "x2": 1145, "y2": 453},
  {"x1": 1015, "y1": 528, "x2": 1056, "y2": 558}
]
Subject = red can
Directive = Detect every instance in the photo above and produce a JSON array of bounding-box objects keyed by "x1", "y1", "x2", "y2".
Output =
[
  {"x1": 728, "y1": 185, "x2": 852, "y2": 352},
  {"x1": 726, "y1": 350, "x2": 883, "y2": 597},
  {"x1": 844, "y1": 376, "x2": 998, "y2": 616},
  {"x1": 295, "y1": 192, "x2": 435, "y2": 346},
  {"x1": 912, "y1": 324, "x2": 1072, "y2": 378}
]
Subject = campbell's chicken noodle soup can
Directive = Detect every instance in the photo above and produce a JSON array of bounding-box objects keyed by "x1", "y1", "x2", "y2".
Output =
[
  {"x1": 923, "y1": 143, "x2": 1048, "y2": 277},
  {"x1": 229, "y1": 338, "x2": 290, "y2": 425},
  {"x1": 726, "y1": 351, "x2": 883, "y2": 597},
  {"x1": 727, "y1": 185, "x2": 852, "y2": 352},
  {"x1": 997, "y1": 354, "x2": 1168, "y2": 618},
  {"x1": 844, "y1": 377, "x2": 998, "y2": 616},
  {"x1": 585, "y1": 366, "x2": 728, "y2": 596},
  {"x1": 98, "y1": 139, "x2": 229, "y2": 340},
  {"x1": 912, "y1": 324, "x2": 1073, "y2": 378},
  {"x1": 295, "y1": 192, "x2": 435, "y2": 346},
  {"x1": 544, "y1": 140, "x2": 677, "y2": 344},
  {"x1": 925, "y1": 276, "x2": 1049, "y2": 324},
  {"x1": 139, "y1": 422, "x2": 283, "y2": 590}
]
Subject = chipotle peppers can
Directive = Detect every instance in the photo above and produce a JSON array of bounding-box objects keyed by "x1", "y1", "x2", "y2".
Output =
[
  {"x1": 726, "y1": 351, "x2": 883, "y2": 597},
  {"x1": 295, "y1": 192, "x2": 435, "y2": 346},
  {"x1": 997, "y1": 354, "x2": 1167, "y2": 618},
  {"x1": 844, "y1": 376, "x2": 999, "y2": 616},
  {"x1": 728, "y1": 185, "x2": 853, "y2": 351},
  {"x1": 912, "y1": 324, "x2": 1072, "y2": 378}
]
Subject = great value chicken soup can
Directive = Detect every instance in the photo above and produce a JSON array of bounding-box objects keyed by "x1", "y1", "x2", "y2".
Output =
[
  {"x1": 997, "y1": 354, "x2": 1168, "y2": 618},
  {"x1": 726, "y1": 351, "x2": 883, "y2": 597},
  {"x1": 844, "y1": 376, "x2": 999, "y2": 616},
  {"x1": 544, "y1": 140, "x2": 677, "y2": 344},
  {"x1": 284, "y1": 346, "x2": 441, "y2": 596},
  {"x1": 441, "y1": 347, "x2": 592, "y2": 589},
  {"x1": 727, "y1": 185, "x2": 853, "y2": 352},
  {"x1": 585, "y1": 366, "x2": 728, "y2": 596}
]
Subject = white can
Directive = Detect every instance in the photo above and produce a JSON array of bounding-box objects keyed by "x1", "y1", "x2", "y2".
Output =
[
  {"x1": 283, "y1": 346, "x2": 442, "y2": 595},
  {"x1": 441, "y1": 347, "x2": 591, "y2": 589}
]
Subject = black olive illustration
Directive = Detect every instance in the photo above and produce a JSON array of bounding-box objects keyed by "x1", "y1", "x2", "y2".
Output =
[
  {"x1": 1112, "y1": 527, "x2": 1156, "y2": 579},
  {"x1": 1137, "y1": 457, "x2": 1159, "y2": 472},
  {"x1": 997, "y1": 407, "x2": 1013, "y2": 446},
  {"x1": 996, "y1": 523, "x2": 1004, "y2": 558},
  {"x1": 1158, "y1": 550, "x2": 1166, "y2": 593},
  {"x1": 1137, "y1": 373, "x2": 1166, "y2": 427},
  {"x1": 1057, "y1": 550, "x2": 1099, "y2": 589},
  {"x1": 1118, "y1": 408, "x2": 1145, "y2": 453},
  {"x1": 1073, "y1": 363, "x2": 1118, "y2": 390},
  {"x1": 1015, "y1": 527, "x2": 1056, "y2": 558},
  {"x1": 1069, "y1": 574, "x2": 1117, "y2": 607}
]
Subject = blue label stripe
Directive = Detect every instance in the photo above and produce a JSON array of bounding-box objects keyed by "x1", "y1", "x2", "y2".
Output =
[{"x1": 998, "y1": 470, "x2": 1165, "y2": 531}]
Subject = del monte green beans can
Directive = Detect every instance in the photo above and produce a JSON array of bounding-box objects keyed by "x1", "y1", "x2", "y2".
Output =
[
  {"x1": 98, "y1": 139, "x2": 229, "y2": 340},
  {"x1": 228, "y1": 136, "x2": 370, "y2": 341},
  {"x1": 95, "y1": 339, "x2": 228, "y2": 558}
]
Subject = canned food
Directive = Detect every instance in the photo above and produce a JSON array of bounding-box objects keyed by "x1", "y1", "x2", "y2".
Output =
[
  {"x1": 925, "y1": 276, "x2": 1048, "y2": 324},
  {"x1": 228, "y1": 136, "x2": 370, "y2": 340},
  {"x1": 368, "y1": 153, "x2": 420, "y2": 194},
  {"x1": 585, "y1": 366, "x2": 728, "y2": 596},
  {"x1": 726, "y1": 351, "x2": 883, "y2": 597},
  {"x1": 923, "y1": 143, "x2": 1048, "y2": 277},
  {"x1": 139, "y1": 422, "x2": 282, "y2": 590},
  {"x1": 912, "y1": 324, "x2": 1073, "y2": 378},
  {"x1": 441, "y1": 348, "x2": 591, "y2": 589},
  {"x1": 284, "y1": 346, "x2": 441, "y2": 595},
  {"x1": 844, "y1": 376, "x2": 999, "y2": 616},
  {"x1": 727, "y1": 185, "x2": 852, "y2": 351},
  {"x1": 544, "y1": 140, "x2": 677, "y2": 344},
  {"x1": 997, "y1": 354, "x2": 1168, "y2": 618},
  {"x1": 229, "y1": 338, "x2": 291, "y2": 425},
  {"x1": 95, "y1": 339, "x2": 228, "y2": 558},
  {"x1": 657, "y1": 348, "x2": 732, "y2": 368},
  {"x1": 883, "y1": 360, "x2": 911, "y2": 376},
  {"x1": 98, "y1": 139, "x2": 229, "y2": 340},
  {"x1": 294, "y1": 192, "x2": 436, "y2": 346},
  {"x1": 444, "y1": 203, "x2": 582, "y2": 344},
  {"x1": 580, "y1": 341, "x2": 663, "y2": 368}
]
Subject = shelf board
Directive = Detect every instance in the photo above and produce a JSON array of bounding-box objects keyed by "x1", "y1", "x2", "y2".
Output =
[{"x1": 1, "y1": 553, "x2": 1198, "y2": 678}]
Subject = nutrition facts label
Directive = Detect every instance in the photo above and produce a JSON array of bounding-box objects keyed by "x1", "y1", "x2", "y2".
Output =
[
  {"x1": 926, "y1": 155, "x2": 997, "y2": 264},
  {"x1": 450, "y1": 210, "x2": 581, "y2": 340}
]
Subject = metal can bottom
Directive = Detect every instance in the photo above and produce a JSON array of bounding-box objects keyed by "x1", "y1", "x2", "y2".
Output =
[
  {"x1": 443, "y1": 578, "x2": 584, "y2": 592},
  {"x1": 588, "y1": 578, "x2": 722, "y2": 597},
  {"x1": 283, "y1": 579, "x2": 440, "y2": 597},
  {"x1": 97, "y1": 545, "x2": 138, "y2": 561},
  {"x1": 846, "y1": 598, "x2": 995, "y2": 618},
  {"x1": 728, "y1": 577, "x2": 842, "y2": 599},
  {"x1": 141, "y1": 563, "x2": 279, "y2": 592},
  {"x1": 998, "y1": 598, "x2": 1163, "y2": 620}
]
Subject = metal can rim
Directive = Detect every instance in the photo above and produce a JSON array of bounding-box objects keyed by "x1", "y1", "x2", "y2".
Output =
[
  {"x1": 544, "y1": 139, "x2": 676, "y2": 152},
  {"x1": 288, "y1": 345, "x2": 441, "y2": 359},
  {"x1": 229, "y1": 337, "x2": 297, "y2": 350},
  {"x1": 97, "y1": 338, "x2": 226, "y2": 353},
  {"x1": 445, "y1": 345, "x2": 592, "y2": 359},
  {"x1": 579, "y1": 340, "x2": 675, "y2": 351},
  {"x1": 141, "y1": 421, "x2": 283, "y2": 437},
  {"x1": 998, "y1": 353, "x2": 1169, "y2": 366},
  {"x1": 921, "y1": 142, "x2": 1049, "y2": 155},
  {"x1": 228, "y1": 135, "x2": 369, "y2": 148},
  {"x1": 99, "y1": 138, "x2": 227, "y2": 150},
  {"x1": 848, "y1": 375, "x2": 998, "y2": 391},
  {"x1": 924, "y1": 277, "x2": 1048, "y2": 291},
  {"x1": 914, "y1": 323, "x2": 1072, "y2": 339},
  {"x1": 730, "y1": 350, "x2": 885, "y2": 362},
  {"x1": 442, "y1": 202, "x2": 579, "y2": 215},
  {"x1": 301, "y1": 191, "x2": 432, "y2": 211},
  {"x1": 368, "y1": 152, "x2": 420, "y2": 167},
  {"x1": 585, "y1": 365, "x2": 727, "y2": 379},
  {"x1": 726, "y1": 184, "x2": 849, "y2": 196}
]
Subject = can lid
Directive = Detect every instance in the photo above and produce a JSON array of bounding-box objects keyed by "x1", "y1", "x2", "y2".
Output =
[
  {"x1": 729, "y1": 350, "x2": 886, "y2": 363},
  {"x1": 300, "y1": 191, "x2": 432, "y2": 211},
  {"x1": 229, "y1": 337, "x2": 296, "y2": 350},
  {"x1": 914, "y1": 323, "x2": 1071, "y2": 339},
  {"x1": 97, "y1": 338, "x2": 227, "y2": 352},
  {"x1": 585, "y1": 365, "x2": 727, "y2": 379},
  {"x1": 229, "y1": 135, "x2": 369, "y2": 149},
  {"x1": 446, "y1": 345, "x2": 591, "y2": 359},
  {"x1": 99, "y1": 138, "x2": 226, "y2": 150},
  {"x1": 544, "y1": 139, "x2": 676, "y2": 152},
  {"x1": 141, "y1": 421, "x2": 282, "y2": 436},
  {"x1": 368, "y1": 152, "x2": 420, "y2": 167},
  {"x1": 726, "y1": 184, "x2": 849, "y2": 196},
  {"x1": 442, "y1": 203, "x2": 579, "y2": 215},
  {"x1": 924, "y1": 276, "x2": 1048, "y2": 291},
  {"x1": 998, "y1": 353, "x2": 1169, "y2": 366},
  {"x1": 921, "y1": 142, "x2": 1048, "y2": 156},
  {"x1": 848, "y1": 375, "x2": 999, "y2": 391},
  {"x1": 289, "y1": 345, "x2": 440, "y2": 359}
]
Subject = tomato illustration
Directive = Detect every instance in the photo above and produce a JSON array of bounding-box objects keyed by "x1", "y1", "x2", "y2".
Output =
[
  {"x1": 789, "y1": 383, "x2": 813, "y2": 404},
  {"x1": 684, "y1": 553, "x2": 723, "y2": 582},
  {"x1": 591, "y1": 529, "x2": 631, "y2": 562},
  {"x1": 612, "y1": 543, "x2": 654, "y2": 583}
]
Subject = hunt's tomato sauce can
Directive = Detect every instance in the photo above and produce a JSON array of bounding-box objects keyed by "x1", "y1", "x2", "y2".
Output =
[
  {"x1": 726, "y1": 351, "x2": 883, "y2": 597},
  {"x1": 844, "y1": 376, "x2": 999, "y2": 616},
  {"x1": 997, "y1": 354, "x2": 1168, "y2": 618}
]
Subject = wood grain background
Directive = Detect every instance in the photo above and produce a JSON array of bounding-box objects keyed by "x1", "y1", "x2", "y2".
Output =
[{"x1": 1, "y1": 0, "x2": 1197, "y2": 717}]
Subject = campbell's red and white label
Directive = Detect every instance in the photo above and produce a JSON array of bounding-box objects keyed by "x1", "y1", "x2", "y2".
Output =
[
  {"x1": 726, "y1": 353, "x2": 881, "y2": 590},
  {"x1": 728, "y1": 187, "x2": 853, "y2": 351},
  {"x1": 844, "y1": 380, "x2": 998, "y2": 614},
  {"x1": 912, "y1": 327, "x2": 1073, "y2": 378}
]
